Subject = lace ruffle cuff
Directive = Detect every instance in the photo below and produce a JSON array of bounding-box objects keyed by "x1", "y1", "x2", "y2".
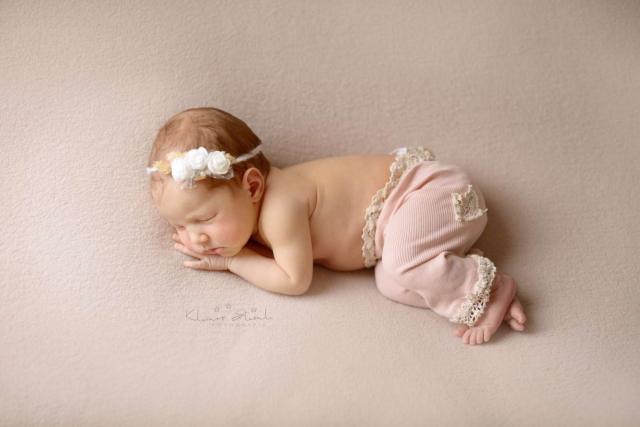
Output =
[{"x1": 450, "y1": 254, "x2": 497, "y2": 327}]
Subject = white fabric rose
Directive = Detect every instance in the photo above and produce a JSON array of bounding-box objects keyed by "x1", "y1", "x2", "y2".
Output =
[
  {"x1": 185, "y1": 147, "x2": 208, "y2": 171},
  {"x1": 207, "y1": 151, "x2": 231, "y2": 175},
  {"x1": 171, "y1": 157, "x2": 194, "y2": 182}
]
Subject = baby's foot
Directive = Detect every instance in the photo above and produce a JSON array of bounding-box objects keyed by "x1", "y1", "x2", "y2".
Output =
[
  {"x1": 452, "y1": 272, "x2": 525, "y2": 345},
  {"x1": 453, "y1": 295, "x2": 526, "y2": 339},
  {"x1": 503, "y1": 296, "x2": 526, "y2": 331}
]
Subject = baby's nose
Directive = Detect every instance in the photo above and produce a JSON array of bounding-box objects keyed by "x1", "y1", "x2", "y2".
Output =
[{"x1": 190, "y1": 232, "x2": 208, "y2": 243}]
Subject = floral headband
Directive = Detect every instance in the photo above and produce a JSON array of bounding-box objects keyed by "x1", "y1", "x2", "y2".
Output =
[{"x1": 146, "y1": 145, "x2": 263, "y2": 189}]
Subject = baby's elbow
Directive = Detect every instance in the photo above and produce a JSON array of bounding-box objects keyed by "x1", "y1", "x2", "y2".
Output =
[
  {"x1": 293, "y1": 286, "x2": 310, "y2": 296},
  {"x1": 286, "y1": 268, "x2": 313, "y2": 296},
  {"x1": 290, "y1": 279, "x2": 311, "y2": 296}
]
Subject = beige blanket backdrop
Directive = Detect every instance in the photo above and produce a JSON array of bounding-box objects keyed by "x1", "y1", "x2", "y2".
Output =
[{"x1": 2, "y1": 1, "x2": 639, "y2": 425}]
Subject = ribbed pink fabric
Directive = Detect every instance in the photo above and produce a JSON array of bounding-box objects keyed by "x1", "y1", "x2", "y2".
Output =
[{"x1": 371, "y1": 159, "x2": 496, "y2": 325}]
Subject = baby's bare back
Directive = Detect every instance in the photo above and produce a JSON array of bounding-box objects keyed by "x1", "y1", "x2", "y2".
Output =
[{"x1": 271, "y1": 154, "x2": 395, "y2": 271}]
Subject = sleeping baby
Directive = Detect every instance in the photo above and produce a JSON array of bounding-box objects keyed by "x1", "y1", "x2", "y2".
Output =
[{"x1": 146, "y1": 107, "x2": 527, "y2": 345}]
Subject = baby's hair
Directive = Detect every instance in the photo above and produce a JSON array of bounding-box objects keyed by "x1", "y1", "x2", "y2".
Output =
[{"x1": 147, "y1": 107, "x2": 271, "y2": 202}]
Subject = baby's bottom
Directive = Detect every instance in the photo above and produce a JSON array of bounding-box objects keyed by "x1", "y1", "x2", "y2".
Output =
[{"x1": 374, "y1": 168, "x2": 496, "y2": 326}]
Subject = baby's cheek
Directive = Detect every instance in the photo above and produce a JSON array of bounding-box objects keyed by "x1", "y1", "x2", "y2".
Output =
[{"x1": 221, "y1": 221, "x2": 244, "y2": 242}]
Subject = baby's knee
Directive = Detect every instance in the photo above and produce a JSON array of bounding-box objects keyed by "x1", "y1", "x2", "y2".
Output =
[
  {"x1": 380, "y1": 250, "x2": 452, "y2": 290},
  {"x1": 374, "y1": 263, "x2": 428, "y2": 308}
]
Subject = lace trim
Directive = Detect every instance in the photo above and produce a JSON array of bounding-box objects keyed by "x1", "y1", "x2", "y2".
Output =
[
  {"x1": 451, "y1": 184, "x2": 487, "y2": 222},
  {"x1": 450, "y1": 254, "x2": 497, "y2": 326},
  {"x1": 361, "y1": 147, "x2": 436, "y2": 268}
]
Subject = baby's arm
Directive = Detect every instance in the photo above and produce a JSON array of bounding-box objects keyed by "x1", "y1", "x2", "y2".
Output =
[{"x1": 228, "y1": 196, "x2": 313, "y2": 296}]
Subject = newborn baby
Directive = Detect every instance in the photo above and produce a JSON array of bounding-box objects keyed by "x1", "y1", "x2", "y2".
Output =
[{"x1": 146, "y1": 107, "x2": 527, "y2": 345}]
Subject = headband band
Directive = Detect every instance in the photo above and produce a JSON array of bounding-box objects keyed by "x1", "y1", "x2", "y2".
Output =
[{"x1": 146, "y1": 145, "x2": 263, "y2": 189}]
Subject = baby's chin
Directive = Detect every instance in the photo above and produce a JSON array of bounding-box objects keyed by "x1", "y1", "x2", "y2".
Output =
[
  {"x1": 206, "y1": 238, "x2": 252, "y2": 258},
  {"x1": 217, "y1": 246, "x2": 242, "y2": 257}
]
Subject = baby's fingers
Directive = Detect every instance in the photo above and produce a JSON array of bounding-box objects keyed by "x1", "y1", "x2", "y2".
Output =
[
  {"x1": 184, "y1": 257, "x2": 229, "y2": 271},
  {"x1": 183, "y1": 255, "x2": 231, "y2": 271},
  {"x1": 184, "y1": 259, "x2": 208, "y2": 270},
  {"x1": 174, "y1": 243, "x2": 200, "y2": 258}
]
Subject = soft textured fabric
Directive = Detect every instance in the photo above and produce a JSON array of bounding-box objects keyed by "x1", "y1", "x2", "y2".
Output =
[
  {"x1": 371, "y1": 156, "x2": 497, "y2": 325},
  {"x1": 3, "y1": 1, "x2": 640, "y2": 425}
]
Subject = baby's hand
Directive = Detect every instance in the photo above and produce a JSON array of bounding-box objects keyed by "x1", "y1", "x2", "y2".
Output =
[
  {"x1": 172, "y1": 232, "x2": 231, "y2": 271},
  {"x1": 171, "y1": 231, "x2": 185, "y2": 246}
]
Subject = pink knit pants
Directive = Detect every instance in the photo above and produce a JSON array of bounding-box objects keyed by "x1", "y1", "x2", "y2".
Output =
[{"x1": 364, "y1": 148, "x2": 497, "y2": 326}]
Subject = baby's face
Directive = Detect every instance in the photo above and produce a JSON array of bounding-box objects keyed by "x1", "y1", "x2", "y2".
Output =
[{"x1": 155, "y1": 178, "x2": 258, "y2": 258}]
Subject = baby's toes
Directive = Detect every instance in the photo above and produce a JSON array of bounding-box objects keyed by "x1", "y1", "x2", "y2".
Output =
[
  {"x1": 507, "y1": 318, "x2": 525, "y2": 331},
  {"x1": 469, "y1": 329, "x2": 479, "y2": 345},
  {"x1": 453, "y1": 325, "x2": 468, "y2": 337},
  {"x1": 469, "y1": 334, "x2": 479, "y2": 345},
  {"x1": 511, "y1": 298, "x2": 527, "y2": 324},
  {"x1": 463, "y1": 328, "x2": 482, "y2": 345},
  {"x1": 462, "y1": 328, "x2": 474, "y2": 345}
]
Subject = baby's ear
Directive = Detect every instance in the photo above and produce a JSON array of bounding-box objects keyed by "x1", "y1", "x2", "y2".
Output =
[{"x1": 242, "y1": 168, "x2": 265, "y2": 202}]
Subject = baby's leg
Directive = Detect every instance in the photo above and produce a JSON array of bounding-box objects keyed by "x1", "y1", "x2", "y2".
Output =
[
  {"x1": 374, "y1": 185, "x2": 524, "y2": 344},
  {"x1": 374, "y1": 262, "x2": 428, "y2": 309},
  {"x1": 378, "y1": 248, "x2": 494, "y2": 323}
]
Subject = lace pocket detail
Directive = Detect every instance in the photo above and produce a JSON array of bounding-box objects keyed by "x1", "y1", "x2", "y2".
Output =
[{"x1": 451, "y1": 185, "x2": 487, "y2": 222}]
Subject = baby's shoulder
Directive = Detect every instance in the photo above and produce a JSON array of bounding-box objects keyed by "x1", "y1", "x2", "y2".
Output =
[
  {"x1": 262, "y1": 166, "x2": 315, "y2": 209},
  {"x1": 253, "y1": 167, "x2": 315, "y2": 245}
]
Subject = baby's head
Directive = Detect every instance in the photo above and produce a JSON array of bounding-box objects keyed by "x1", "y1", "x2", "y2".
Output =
[{"x1": 147, "y1": 107, "x2": 271, "y2": 256}]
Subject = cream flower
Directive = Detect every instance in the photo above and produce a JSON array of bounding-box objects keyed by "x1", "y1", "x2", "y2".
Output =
[
  {"x1": 185, "y1": 147, "x2": 209, "y2": 171},
  {"x1": 171, "y1": 157, "x2": 194, "y2": 182},
  {"x1": 207, "y1": 151, "x2": 231, "y2": 175}
]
